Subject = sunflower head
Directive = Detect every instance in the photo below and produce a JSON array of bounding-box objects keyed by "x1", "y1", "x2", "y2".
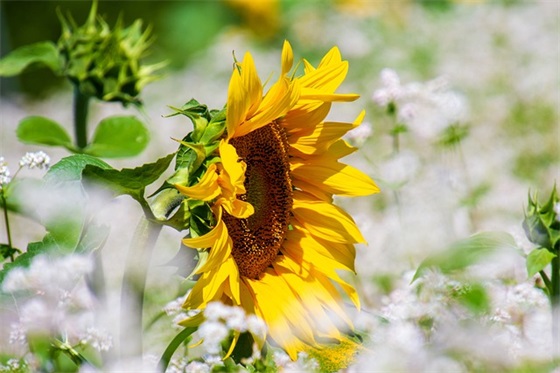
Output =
[{"x1": 157, "y1": 41, "x2": 379, "y2": 363}]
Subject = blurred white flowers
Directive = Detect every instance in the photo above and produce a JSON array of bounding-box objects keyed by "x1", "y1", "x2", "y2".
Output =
[{"x1": 18, "y1": 151, "x2": 50, "y2": 170}]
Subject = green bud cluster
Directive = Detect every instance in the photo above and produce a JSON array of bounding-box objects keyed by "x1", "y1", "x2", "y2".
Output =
[
  {"x1": 57, "y1": 0, "x2": 163, "y2": 105},
  {"x1": 523, "y1": 186, "x2": 560, "y2": 252},
  {"x1": 151, "y1": 99, "x2": 226, "y2": 235}
]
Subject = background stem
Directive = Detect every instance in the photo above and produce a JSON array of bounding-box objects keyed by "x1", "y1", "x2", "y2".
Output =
[
  {"x1": 1, "y1": 192, "x2": 14, "y2": 261},
  {"x1": 73, "y1": 86, "x2": 90, "y2": 150},
  {"x1": 119, "y1": 215, "x2": 162, "y2": 358}
]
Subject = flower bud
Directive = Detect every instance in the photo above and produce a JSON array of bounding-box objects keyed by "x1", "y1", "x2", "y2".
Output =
[
  {"x1": 57, "y1": 0, "x2": 163, "y2": 106},
  {"x1": 523, "y1": 186, "x2": 560, "y2": 251}
]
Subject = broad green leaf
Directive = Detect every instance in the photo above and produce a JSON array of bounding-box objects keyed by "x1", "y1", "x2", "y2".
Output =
[
  {"x1": 0, "y1": 234, "x2": 58, "y2": 286},
  {"x1": 526, "y1": 248, "x2": 556, "y2": 278},
  {"x1": 412, "y1": 231, "x2": 519, "y2": 282},
  {"x1": 0, "y1": 41, "x2": 60, "y2": 76},
  {"x1": 17, "y1": 116, "x2": 73, "y2": 149},
  {"x1": 44, "y1": 154, "x2": 111, "y2": 184},
  {"x1": 42, "y1": 155, "x2": 110, "y2": 250},
  {"x1": 82, "y1": 153, "x2": 175, "y2": 202},
  {"x1": 85, "y1": 116, "x2": 149, "y2": 158},
  {"x1": 455, "y1": 282, "x2": 490, "y2": 314},
  {"x1": 158, "y1": 327, "x2": 197, "y2": 372}
]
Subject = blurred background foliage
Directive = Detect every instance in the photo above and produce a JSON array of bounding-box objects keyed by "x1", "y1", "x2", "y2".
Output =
[{"x1": 1, "y1": 0, "x2": 521, "y2": 97}]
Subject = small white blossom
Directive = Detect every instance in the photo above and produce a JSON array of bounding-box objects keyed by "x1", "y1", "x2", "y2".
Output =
[
  {"x1": 345, "y1": 122, "x2": 373, "y2": 146},
  {"x1": 19, "y1": 151, "x2": 50, "y2": 170},
  {"x1": 80, "y1": 327, "x2": 113, "y2": 352},
  {"x1": 184, "y1": 361, "x2": 211, "y2": 373},
  {"x1": 554, "y1": 202, "x2": 560, "y2": 222},
  {"x1": 198, "y1": 320, "x2": 229, "y2": 355},
  {"x1": 0, "y1": 157, "x2": 11, "y2": 188},
  {"x1": 8, "y1": 323, "x2": 27, "y2": 346}
]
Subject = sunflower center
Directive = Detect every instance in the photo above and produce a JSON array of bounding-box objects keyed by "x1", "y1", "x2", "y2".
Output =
[{"x1": 223, "y1": 120, "x2": 293, "y2": 279}]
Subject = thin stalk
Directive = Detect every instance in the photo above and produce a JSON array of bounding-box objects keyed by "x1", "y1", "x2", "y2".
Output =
[
  {"x1": 1, "y1": 192, "x2": 14, "y2": 261},
  {"x1": 73, "y1": 86, "x2": 90, "y2": 150},
  {"x1": 119, "y1": 215, "x2": 162, "y2": 358},
  {"x1": 552, "y1": 255, "x2": 560, "y2": 358}
]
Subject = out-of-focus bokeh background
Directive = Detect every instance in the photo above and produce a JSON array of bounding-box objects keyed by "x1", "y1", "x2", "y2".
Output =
[{"x1": 1, "y1": 0, "x2": 559, "y2": 371}]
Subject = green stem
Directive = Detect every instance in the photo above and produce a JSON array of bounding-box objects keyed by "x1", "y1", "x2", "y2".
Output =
[
  {"x1": 1, "y1": 191, "x2": 14, "y2": 261},
  {"x1": 74, "y1": 86, "x2": 90, "y2": 150},
  {"x1": 120, "y1": 215, "x2": 162, "y2": 358},
  {"x1": 552, "y1": 254, "x2": 560, "y2": 358}
]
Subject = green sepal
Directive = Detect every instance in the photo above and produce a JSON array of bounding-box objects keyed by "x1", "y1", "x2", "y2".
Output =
[
  {"x1": 167, "y1": 99, "x2": 212, "y2": 142},
  {"x1": 522, "y1": 187, "x2": 560, "y2": 251},
  {"x1": 84, "y1": 116, "x2": 150, "y2": 158},
  {"x1": 0, "y1": 41, "x2": 61, "y2": 77},
  {"x1": 526, "y1": 248, "x2": 557, "y2": 278},
  {"x1": 412, "y1": 231, "x2": 519, "y2": 282}
]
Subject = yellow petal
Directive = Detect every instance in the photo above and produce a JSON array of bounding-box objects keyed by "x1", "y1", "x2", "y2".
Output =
[
  {"x1": 292, "y1": 191, "x2": 365, "y2": 244},
  {"x1": 226, "y1": 67, "x2": 250, "y2": 138},
  {"x1": 182, "y1": 207, "x2": 223, "y2": 249},
  {"x1": 281, "y1": 40, "x2": 293, "y2": 76},
  {"x1": 218, "y1": 197, "x2": 254, "y2": 219},
  {"x1": 174, "y1": 163, "x2": 220, "y2": 201},
  {"x1": 291, "y1": 159, "x2": 379, "y2": 197},
  {"x1": 219, "y1": 140, "x2": 247, "y2": 191},
  {"x1": 241, "y1": 52, "x2": 263, "y2": 119}
]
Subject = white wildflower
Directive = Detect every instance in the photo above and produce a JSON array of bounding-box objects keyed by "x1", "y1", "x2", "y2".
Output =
[
  {"x1": 0, "y1": 157, "x2": 11, "y2": 188},
  {"x1": 345, "y1": 121, "x2": 373, "y2": 146},
  {"x1": 184, "y1": 361, "x2": 211, "y2": 373},
  {"x1": 198, "y1": 320, "x2": 229, "y2": 355},
  {"x1": 246, "y1": 314, "x2": 267, "y2": 339},
  {"x1": 80, "y1": 327, "x2": 113, "y2": 352},
  {"x1": 554, "y1": 202, "x2": 560, "y2": 222},
  {"x1": 19, "y1": 151, "x2": 50, "y2": 170},
  {"x1": 8, "y1": 323, "x2": 27, "y2": 346}
]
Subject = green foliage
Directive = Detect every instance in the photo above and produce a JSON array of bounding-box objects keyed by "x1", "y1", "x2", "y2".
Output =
[
  {"x1": 84, "y1": 116, "x2": 150, "y2": 158},
  {"x1": 523, "y1": 187, "x2": 560, "y2": 251},
  {"x1": 44, "y1": 154, "x2": 111, "y2": 184},
  {"x1": 158, "y1": 327, "x2": 197, "y2": 371},
  {"x1": 413, "y1": 231, "x2": 519, "y2": 282},
  {"x1": 0, "y1": 234, "x2": 58, "y2": 285},
  {"x1": 453, "y1": 282, "x2": 490, "y2": 314},
  {"x1": 82, "y1": 153, "x2": 175, "y2": 204},
  {"x1": 0, "y1": 41, "x2": 61, "y2": 77},
  {"x1": 16, "y1": 116, "x2": 74, "y2": 150},
  {"x1": 526, "y1": 248, "x2": 557, "y2": 278}
]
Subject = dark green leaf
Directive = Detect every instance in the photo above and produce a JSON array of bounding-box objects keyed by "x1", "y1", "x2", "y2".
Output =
[
  {"x1": 44, "y1": 154, "x2": 111, "y2": 184},
  {"x1": 82, "y1": 153, "x2": 175, "y2": 202},
  {"x1": 526, "y1": 248, "x2": 556, "y2": 278},
  {"x1": 17, "y1": 116, "x2": 73, "y2": 149},
  {"x1": 0, "y1": 41, "x2": 60, "y2": 76},
  {"x1": 412, "y1": 231, "x2": 519, "y2": 282},
  {"x1": 158, "y1": 327, "x2": 197, "y2": 371},
  {"x1": 85, "y1": 116, "x2": 150, "y2": 158},
  {"x1": 0, "y1": 234, "x2": 58, "y2": 286}
]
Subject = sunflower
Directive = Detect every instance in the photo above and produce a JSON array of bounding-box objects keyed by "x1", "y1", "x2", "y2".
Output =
[{"x1": 174, "y1": 41, "x2": 379, "y2": 360}]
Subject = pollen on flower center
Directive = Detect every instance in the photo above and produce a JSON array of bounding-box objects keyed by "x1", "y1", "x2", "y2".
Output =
[{"x1": 223, "y1": 120, "x2": 293, "y2": 279}]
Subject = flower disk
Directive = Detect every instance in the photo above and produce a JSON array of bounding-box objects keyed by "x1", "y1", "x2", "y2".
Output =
[{"x1": 225, "y1": 120, "x2": 293, "y2": 279}]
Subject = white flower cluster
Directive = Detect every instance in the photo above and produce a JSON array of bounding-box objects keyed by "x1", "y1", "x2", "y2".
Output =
[
  {"x1": 2, "y1": 254, "x2": 112, "y2": 354},
  {"x1": 345, "y1": 121, "x2": 373, "y2": 146},
  {"x1": 19, "y1": 151, "x2": 50, "y2": 170},
  {"x1": 0, "y1": 157, "x2": 11, "y2": 189},
  {"x1": 372, "y1": 68, "x2": 468, "y2": 140},
  {"x1": 197, "y1": 302, "x2": 266, "y2": 363}
]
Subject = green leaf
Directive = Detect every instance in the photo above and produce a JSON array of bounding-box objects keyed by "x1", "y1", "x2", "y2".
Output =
[
  {"x1": 158, "y1": 327, "x2": 197, "y2": 371},
  {"x1": 455, "y1": 282, "x2": 490, "y2": 314},
  {"x1": 526, "y1": 248, "x2": 556, "y2": 278},
  {"x1": 0, "y1": 41, "x2": 60, "y2": 76},
  {"x1": 412, "y1": 231, "x2": 519, "y2": 282},
  {"x1": 85, "y1": 116, "x2": 150, "y2": 158},
  {"x1": 0, "y1": 234, "x2": 58, "y2": 286},
  {"x1": 82, "y1": 153, "x2": 175, "y2": 202},
  {"x1": 17, "y1": 116, "x2": 73, "y2": 149},
  {"x1": 44, "y1": 154, "x2": 111, "y2": 184}
]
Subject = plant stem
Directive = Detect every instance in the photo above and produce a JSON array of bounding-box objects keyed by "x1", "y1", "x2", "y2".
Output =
[
  {"x1": 120, "y1": 215, "x2": 162, "y2": 358},
  {"x1": 552, "y1": 254, "x2": 560, "y2": 358},
  {"x1": 1, "y1": 191, "x2": 14, "y2": 261},
  {"x1": 73, "y1": 86, "x2": 90, "y2": 150}
]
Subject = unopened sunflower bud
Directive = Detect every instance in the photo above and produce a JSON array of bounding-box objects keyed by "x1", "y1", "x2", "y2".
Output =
[
  {"x1": 522, "y1": 186, "x2": 560, "y2": 251},
  {"x1": 57, "y1": 0, "x2": 164, "y2": 106}
]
